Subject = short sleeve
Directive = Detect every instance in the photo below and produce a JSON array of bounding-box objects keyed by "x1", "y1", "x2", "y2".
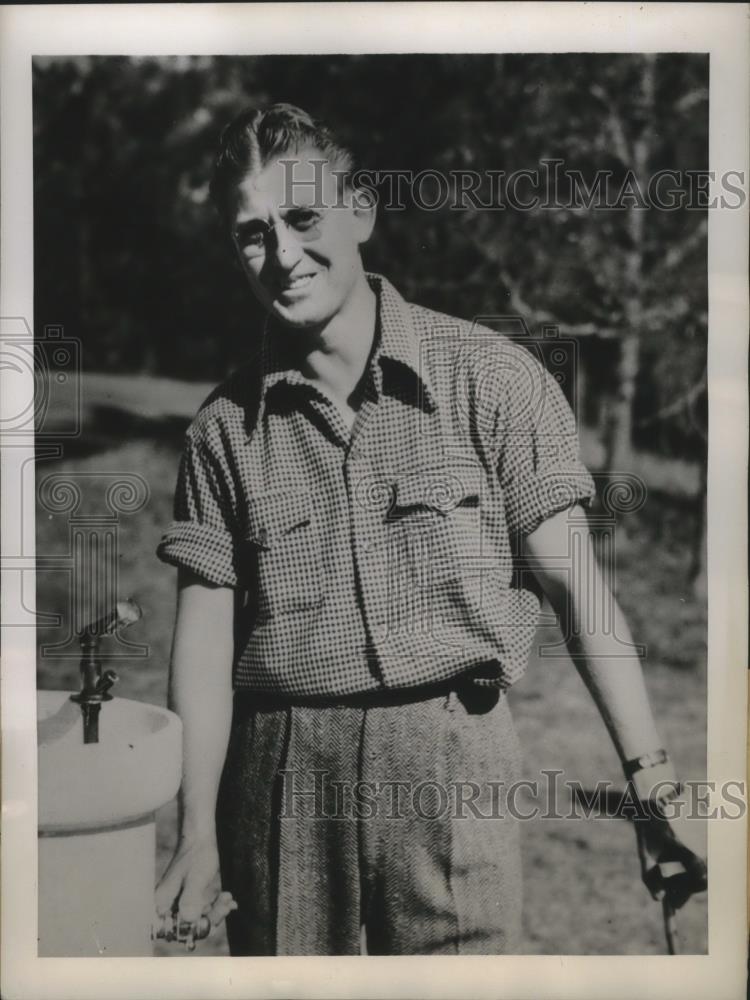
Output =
[
  {"x1": 156, "y1": 426, "x2": 240, "y2": 587},
  {"x1": 497, "y1": 350, "x2": 596, "y2": 537}
]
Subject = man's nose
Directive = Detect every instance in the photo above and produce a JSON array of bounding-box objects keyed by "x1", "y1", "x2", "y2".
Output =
[{"x1": 268, "y1": 221, "x2": 304, "y2": 270}]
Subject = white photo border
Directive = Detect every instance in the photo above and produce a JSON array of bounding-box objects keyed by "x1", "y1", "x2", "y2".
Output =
[{"x1": 1, "y1": 3, "x2": 747, "y2": 999}]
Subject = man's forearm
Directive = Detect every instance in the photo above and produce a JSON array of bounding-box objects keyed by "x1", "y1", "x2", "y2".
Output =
[
  {"x1": 526, "y1": 508, "x2": 675, "y2": 777},
  {"x1": 560, "y1": 580, "x2": 667, "y2": 766},
  {"x1": 169, "y1": 575, "x2": 235, "y2": 842}
]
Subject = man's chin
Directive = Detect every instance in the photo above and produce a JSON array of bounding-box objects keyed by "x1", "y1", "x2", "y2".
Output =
[{"x1": 269, "y1": 300, "x2": 326, "y2": 330}]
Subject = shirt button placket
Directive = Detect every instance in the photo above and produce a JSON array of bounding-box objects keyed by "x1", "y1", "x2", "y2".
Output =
[{"x1": 345, "y1": 448, "x2": 387, "y2": 657}]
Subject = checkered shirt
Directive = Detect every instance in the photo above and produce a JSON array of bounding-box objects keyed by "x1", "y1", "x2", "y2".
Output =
[{"x1": 156, "y1": 273, "x2": 596, "y2": 697}]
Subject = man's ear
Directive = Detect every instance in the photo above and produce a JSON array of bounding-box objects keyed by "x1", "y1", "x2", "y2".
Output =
[{"x1": 351, "y1": 186, "x2": 377, "y2": 245}]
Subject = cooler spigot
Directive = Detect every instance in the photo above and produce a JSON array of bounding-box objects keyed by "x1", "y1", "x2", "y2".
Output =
[{"x1": 71, "y1": 599, "x2": 142, "y2": 744}]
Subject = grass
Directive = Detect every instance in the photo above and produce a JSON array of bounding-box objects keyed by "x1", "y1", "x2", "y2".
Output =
[{"x1": 35, "y1": 374, "x2": 708, "y2": 956}]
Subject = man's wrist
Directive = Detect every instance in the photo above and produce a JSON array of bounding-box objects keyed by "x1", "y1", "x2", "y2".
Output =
[
  {"x1": 178, "y1": 796, "x2": 219, "y2": 844},
  {"x1": 179, "y1": 824, "x2": 218, "y2": 848},
  {"x1": 623, "y1": 748, "x2": 680, "y2": 809},
  {"x1": 623, "y1": 748, "x2": 671, "y2": 779}
]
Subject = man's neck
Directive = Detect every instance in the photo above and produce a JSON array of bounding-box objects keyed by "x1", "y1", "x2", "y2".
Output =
[{"x1": 289, "y1": 273, "x2": 378, "y2": 410}]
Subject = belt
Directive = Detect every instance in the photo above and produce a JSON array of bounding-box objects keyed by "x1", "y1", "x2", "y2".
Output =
[{"x1": 233, "y1": 665, "x2": 502, "y2": 713}]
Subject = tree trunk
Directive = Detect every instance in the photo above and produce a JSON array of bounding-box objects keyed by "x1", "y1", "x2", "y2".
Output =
[
  {"x1": 606, "y1": 331, "x2": 640, "y2": 471},
  {"x1": 605, "y1": 55, "x2": 656, "y2": 473}
]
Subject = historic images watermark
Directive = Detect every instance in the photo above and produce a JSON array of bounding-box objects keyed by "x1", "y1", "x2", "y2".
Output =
[
  {"x1": 351, "y1": 315, "x2": 648, "y2": 658},
  {"x1": 5, "y1": 312, "x2": 648, "y2": 657},
  {"x1": 1, "y1": 317, "x2": 150, "y2": 654},
  {"x1": 277, "y1": 157, "x2": 746, "y2": 212},
  {"x1": 277, "y1": 768, "x2": 746, "y2": 823}
]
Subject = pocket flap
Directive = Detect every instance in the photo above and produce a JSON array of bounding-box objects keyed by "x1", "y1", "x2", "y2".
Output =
[
  {"x1": 246, "y1": 492, "x2": 313, "y2": 547},
  {"x1": 392, "y1": 468, "x2": 478, "y2": 515}
]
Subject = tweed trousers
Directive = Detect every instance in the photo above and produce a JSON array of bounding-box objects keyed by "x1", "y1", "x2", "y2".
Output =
[{"x1": 217, "y1": 682, "x2": 525, "y2": 955}]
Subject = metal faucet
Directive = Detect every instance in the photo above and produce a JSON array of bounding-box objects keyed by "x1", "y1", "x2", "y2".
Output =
[{"x1": 71, "y1": 599, "x2": 142, "y2": 744}]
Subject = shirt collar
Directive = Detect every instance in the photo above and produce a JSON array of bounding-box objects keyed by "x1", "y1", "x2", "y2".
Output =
[
  {"x1": 254, "y1": 271, "x2": 436, "y2": 431},
  {"x1": 367, "y1": 272, "x2": 436, "y2": 412}
]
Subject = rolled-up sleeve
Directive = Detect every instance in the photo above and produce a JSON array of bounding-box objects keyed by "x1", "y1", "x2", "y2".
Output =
[
  {"x1": 497, "y1": 349, "x2": 596, "y2": 537},
  {"x1": 156, "y1": 425, "x2": 240, "y2": 587}
]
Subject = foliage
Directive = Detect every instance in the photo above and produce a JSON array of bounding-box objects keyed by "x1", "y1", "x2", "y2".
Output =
[{"x1": 33, "y1": 54, "x2": 708, "y2": 461}]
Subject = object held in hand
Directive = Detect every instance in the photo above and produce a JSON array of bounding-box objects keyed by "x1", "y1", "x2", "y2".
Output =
[
  {"x1": 152, "y1": 913, "x2": 211, "y2": 951},
  {"x1": 636, "y1": 811, "x2": 708, "y2": 955},
  {"x1": 624, "y1": 748, "x2": 707, "y2": 954}
]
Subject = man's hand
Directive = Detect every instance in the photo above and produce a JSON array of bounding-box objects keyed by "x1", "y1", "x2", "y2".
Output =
[
  {"x1": 155, "y1": 836, "x2": 238, "y2": 929},
  {"x1": 634, "y1": 808, "x2": 708, "y2": 911}
]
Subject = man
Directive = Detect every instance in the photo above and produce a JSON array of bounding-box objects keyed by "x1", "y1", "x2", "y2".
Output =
[{"x1": 155, "y1": 103, "x2": 706, "y2": 955}]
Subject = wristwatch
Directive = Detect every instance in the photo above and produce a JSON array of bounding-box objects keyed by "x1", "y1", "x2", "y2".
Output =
[{"x1": 623, "y1": 748, "x2": 682, "y2": 816}]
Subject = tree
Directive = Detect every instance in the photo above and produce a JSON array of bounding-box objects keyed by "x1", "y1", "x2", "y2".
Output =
[{"x1": 33, "y1": 53, "x2": 708, "y2": 479}]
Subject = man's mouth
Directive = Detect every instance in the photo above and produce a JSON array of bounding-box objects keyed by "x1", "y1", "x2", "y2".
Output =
[{"x1": 277, "y1": 273, "x2": 317, "y2": 294}]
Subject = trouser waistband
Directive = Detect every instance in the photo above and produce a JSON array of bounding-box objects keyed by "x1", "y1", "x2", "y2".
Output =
[{"x1": 233, "y1": 667, "x2": 502, "y2": 712}]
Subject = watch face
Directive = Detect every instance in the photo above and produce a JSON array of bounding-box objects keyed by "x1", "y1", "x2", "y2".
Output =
[{"x1": 624, "y1": 748, "x2": 670, "y2": 778}]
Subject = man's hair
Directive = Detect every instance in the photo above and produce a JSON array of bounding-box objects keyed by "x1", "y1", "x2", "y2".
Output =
[{"x1": 209, "y1": 103, "x2": 354, "y2": 227}]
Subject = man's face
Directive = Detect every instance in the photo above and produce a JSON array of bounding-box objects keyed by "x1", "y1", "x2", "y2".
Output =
[{"x1": 230, "y1": 148, "x2": 375, "y2": 330}]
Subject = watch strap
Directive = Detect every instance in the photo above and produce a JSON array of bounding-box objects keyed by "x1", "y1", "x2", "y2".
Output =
[{"x1": 623, "y1": 748, "x2": 670, "y2": 779}]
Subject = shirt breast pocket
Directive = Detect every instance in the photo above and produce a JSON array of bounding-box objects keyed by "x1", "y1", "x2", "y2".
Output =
[
  {"x1": 388, "y1": 466, "x2": 506, "y2": 642},
  {"x1": 243, "y1": 492, "x2": 325, "y2": 620},
  {"x1": 388, "y1": 467, "x2": 482, "y2": 584}
]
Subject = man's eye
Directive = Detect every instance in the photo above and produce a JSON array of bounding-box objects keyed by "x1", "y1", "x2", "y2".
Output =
[
  {"x1": 288, "y1": 210, "x2": 320, "y2": 231},
  {"x1": 235, "y1": 224, "x2": 269, "y2": 251},
  {"x1": 240, "y1": 230, "x2": 266, "y2": 249}
]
